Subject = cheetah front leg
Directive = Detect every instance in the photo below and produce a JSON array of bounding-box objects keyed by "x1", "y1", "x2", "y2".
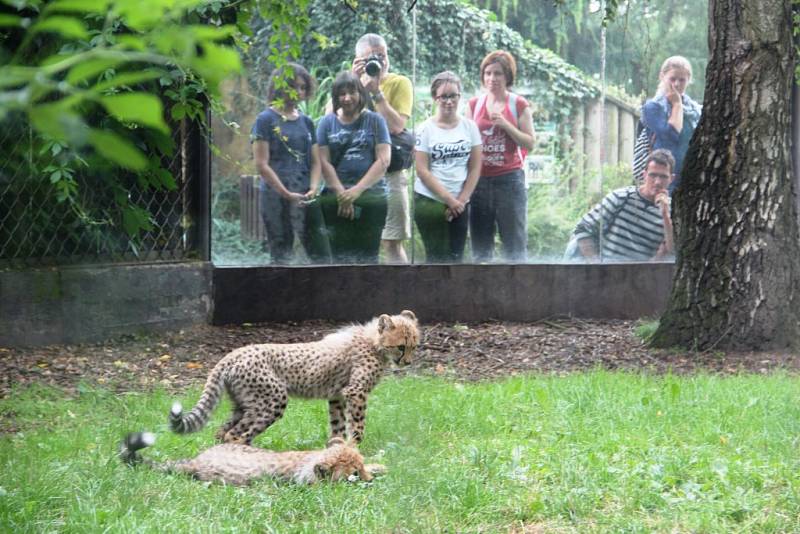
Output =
[
  {"x1": 343, "y1": 389, "x2": 368, "y2": 443},
  {"x1": 328, "y1": 398, "x2": 347, "y2": 440}
]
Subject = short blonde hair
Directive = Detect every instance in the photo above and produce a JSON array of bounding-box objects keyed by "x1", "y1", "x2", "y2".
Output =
[{"x1": 656, "y1": 55, "x2": 693, "y2": 96}]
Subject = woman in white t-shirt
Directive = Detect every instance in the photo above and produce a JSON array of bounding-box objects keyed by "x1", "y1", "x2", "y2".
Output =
[{"x1": 414, "y1": 72, "x2": 482, "y2": 262}]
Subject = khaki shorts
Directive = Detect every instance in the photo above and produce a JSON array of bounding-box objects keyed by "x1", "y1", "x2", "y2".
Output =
[{"x1": 381, "y1": 170, "x2": 412, "y2": 240}]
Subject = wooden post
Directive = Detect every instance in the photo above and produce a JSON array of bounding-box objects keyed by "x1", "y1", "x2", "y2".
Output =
[
  {"x1": 618, "y1": 109, "x2": 635, "y2": 166},
  {"x1": 584, "y1": 99, "x2": 603, "y2": 193},
  {"x1": 605, "y1": 103, "x2": 619, "y2": 167},
  {"x1": 570, "y1": 103, "x2": 585, "y2": 191}
]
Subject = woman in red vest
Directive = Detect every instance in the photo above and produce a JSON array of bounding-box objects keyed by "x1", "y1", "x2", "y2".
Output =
[{"x1": 466, "y1": 50, "x2": 535, "y2": 262}]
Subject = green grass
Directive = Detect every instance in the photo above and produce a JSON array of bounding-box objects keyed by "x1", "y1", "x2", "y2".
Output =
[
  {"x1": 634, "y1": 318, "x2": 661, "y2": 343},
  {"x1": 2, "y1": 372, "x2": 800, "y2": 533}
]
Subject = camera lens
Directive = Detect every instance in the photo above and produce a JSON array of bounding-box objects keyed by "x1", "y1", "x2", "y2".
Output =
[{"x1": 365, "y1": 60, "x2": 381, "y2": 77}]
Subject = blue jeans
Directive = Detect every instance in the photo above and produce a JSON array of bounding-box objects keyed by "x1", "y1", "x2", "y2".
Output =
[{"x1": 469, "y1": 169, "x2": 527, "y2": 262}]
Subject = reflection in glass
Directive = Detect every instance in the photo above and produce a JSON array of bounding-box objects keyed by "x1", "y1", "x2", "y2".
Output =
[
  {"x1": 465, "y1": 51, "x2": 536, "y2": 263},
  {"x1": 317, "y1": 71, "x2": 390, "y2": 264},
  {"x1": 566, "y1": 149, "x2": 676, "y2": 261},
  {"x1": 209, "y1": 1, "x2": 707, "y2": 266},
  {"x1": 413, "y1": 72, "x2": 481, "y2": 263},
  {"x1": 250, "y1": 63, "x2": 331, "y2": 265}
]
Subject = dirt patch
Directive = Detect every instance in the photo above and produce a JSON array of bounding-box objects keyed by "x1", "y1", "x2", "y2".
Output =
[{"x1": 2, "y1": 319, "x2": 799, "y2": 402}]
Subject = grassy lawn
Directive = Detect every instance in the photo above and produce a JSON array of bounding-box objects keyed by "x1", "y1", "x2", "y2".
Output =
[{"x1": 2, "y1": 372, "x2": 799, "y2": 533}]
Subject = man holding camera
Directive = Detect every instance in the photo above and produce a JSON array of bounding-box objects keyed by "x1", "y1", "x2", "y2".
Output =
[{"x1": 352, "y1": 33, "x2": 413, "y2": 263}]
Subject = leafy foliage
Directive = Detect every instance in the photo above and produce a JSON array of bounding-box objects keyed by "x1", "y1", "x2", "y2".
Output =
[
  {"x1": 247, "y1": 0, "x2": 643, "y2": 126},
  {"x1": 472, "y1": 0, "x2": 709, "y2": 100},
  {"x1": 0, "y1": 0, "x2": 309, "y2": 255}
]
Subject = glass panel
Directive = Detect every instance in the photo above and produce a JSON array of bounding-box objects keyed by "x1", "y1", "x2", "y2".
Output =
[{"x1": 210, "y1": 1, "x2": 708, "y2": 266}]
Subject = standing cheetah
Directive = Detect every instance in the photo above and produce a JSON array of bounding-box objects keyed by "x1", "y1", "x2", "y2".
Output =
[{"x1": 169, "y1": 310, "x2": 419, "y2": 444}]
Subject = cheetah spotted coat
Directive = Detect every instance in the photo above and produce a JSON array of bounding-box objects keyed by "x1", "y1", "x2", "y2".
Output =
[{"x1": 169, "y1": 310, "x2": 419, "y2": 444}]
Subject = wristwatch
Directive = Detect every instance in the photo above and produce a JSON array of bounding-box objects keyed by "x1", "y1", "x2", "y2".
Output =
[{"x1": 371, "y1": 91, "x2": 385, "y2": 103}]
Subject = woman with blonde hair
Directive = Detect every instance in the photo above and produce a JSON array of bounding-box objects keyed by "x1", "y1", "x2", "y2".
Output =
[{"x1": 641, "y1": 55, "x2": 702, "y2": 193}]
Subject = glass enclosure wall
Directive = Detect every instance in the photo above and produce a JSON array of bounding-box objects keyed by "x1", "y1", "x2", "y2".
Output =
[{"x1": 210, "y1": 0, "x2": 708, "y2": 266}]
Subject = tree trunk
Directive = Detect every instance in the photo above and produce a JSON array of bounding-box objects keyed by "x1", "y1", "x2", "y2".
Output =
[{"x1": 650, "y1": 0, "x2": 800, "y2": 350}]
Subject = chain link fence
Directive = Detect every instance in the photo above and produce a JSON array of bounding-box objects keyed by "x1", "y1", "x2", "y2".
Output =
[{"x1": 0, "y1": 116, "x2": 210, "y2": 269}]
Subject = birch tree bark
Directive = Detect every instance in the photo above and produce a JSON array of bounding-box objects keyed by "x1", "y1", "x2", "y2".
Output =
[{"x1": 650, "y1": 0, "x2": 800, "y2": 350}]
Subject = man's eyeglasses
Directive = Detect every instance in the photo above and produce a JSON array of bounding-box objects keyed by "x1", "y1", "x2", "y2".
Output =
[{"x1": 436, "y1": 93, "x2": 461, "y2": 102}]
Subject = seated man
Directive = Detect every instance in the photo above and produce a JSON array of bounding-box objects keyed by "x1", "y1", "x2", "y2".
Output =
[{"x1": 570, "y1": 149, "x2": 675, "y2": 261}]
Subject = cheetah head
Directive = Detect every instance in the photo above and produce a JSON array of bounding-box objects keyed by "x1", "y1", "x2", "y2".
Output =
[
  {"x1": 377, "y1": 310, "x2": 419, "y2": 366},
  {"x1": 314, "y1": 439, "x2": 373, "y2": 482}
]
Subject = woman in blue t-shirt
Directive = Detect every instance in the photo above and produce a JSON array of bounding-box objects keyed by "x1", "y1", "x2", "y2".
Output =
[
  {"x1": 251, "y1": 63, "x2": 331, "y2": 264},
  {"x1": 317, "y1": 71, "x2": 391, "y2": 263}
]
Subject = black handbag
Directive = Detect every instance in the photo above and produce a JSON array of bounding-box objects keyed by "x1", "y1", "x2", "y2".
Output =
[{"x1": 386, "y1": 128, "x2": 415, "y2": 173}]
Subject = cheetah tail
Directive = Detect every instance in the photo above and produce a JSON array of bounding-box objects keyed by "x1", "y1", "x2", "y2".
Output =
[
  {"x1": 118, "y1": 431, "x2": 187, "y2": 475},
  {"x1": 118, "y1": 431, "x2": 156, "y2": 466},
  {"x1": 168, "y1": 363, "x2": 226, "y2": 434}
]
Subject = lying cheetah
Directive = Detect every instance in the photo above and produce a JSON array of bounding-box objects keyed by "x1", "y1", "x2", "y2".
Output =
[
  {"x1": 119, "y1": 432, "x2": 385, "y2": 485},
  {"x1": 170, "y1": 310, "x2": 419, "y2": 444}
]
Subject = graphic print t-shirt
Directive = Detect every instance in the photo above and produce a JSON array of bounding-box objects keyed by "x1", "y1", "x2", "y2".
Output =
[
  {"x1": 414, "y1": 117, "x2": 482, "y2": 201},
  {"x1": 469, "y1": 93, "x2": 529, "y2": 177},
  {"x1": 250, "y1": 109, "x2": 315, "y2": 190},
  {"x1": 316, "y1": 110, "x2": 390, "y2": 192}
]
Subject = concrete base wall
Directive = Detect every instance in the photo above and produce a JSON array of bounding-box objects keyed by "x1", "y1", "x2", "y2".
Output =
[
  {"x1": 212, "y1": 263, "x2": 674, "y2": 325},
  {"x1": 2, "y1": 262, "x2": 674, "y2": 347},
  {"x1": 0, "y1": 262, "x2": 212, "y2": 347}
]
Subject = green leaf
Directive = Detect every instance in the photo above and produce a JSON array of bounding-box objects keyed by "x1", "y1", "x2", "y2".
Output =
[
  {"x1": 188, "y1": 24, "x2": 236, "y2": 41},
  {"x1": 0, "y1": 14, "x2": 23, "y2": 27},
  {"x1": 87, "y1": 128, "x2": 148, "y2": 170},
  {"x1": 66, "y1": 58, "x2": 122, "y2": 85},
  {"x1": 0, "y1": 66, "x2": 37, "y2": 89},
  {"x1": 29, "y1": 103, "x2": 85, "y2": 141},
  {"x1": 99, "y1": 92, "x2": 168, "y2": 134},
  {"x1": 30, "y1": 16, "x2": 88, "y2": 40},
  {"x1": 115, "y1": 35, "x2": 147, "y2": 51},
  {"x1": 45, "y1": 0, "x2": 112, "y2": 12},
  {"x1": 170, "y1": 103, "x2": 186, "y2": 120},
  {"x1": 92, "y1": 70, "x2": 163, "y2": 92},
  {"x1": 190, "y1": 42, "x2": 241, "y2": 92},
  {"x1": 155, "y1": 168, "x2": 176, "y2": 190},
  {"x1": 121, "y1": 205, "x2": 153, "y2": 236}
]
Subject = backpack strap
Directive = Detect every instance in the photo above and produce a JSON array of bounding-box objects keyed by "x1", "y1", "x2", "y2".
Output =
[
  {"x1": 508, "y1": 92, "x2": 519, "y2": 123},
  {"x1": 473, "y1": 93, "x2": 488, "y2": 119},
  {"x1": 473, "y1": 92, "x2": 523, "y2": 123}
]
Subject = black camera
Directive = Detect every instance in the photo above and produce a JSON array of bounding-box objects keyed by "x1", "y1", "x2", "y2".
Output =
[{"x1": 364, "y1": 54, "x2": 383, "y2": 77}]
